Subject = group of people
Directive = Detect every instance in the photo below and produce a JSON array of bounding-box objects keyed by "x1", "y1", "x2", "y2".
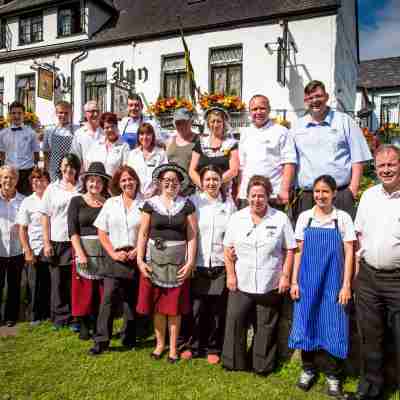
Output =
[{"x1": 0, "y1": 80, "x2": 398, "y2": 400}]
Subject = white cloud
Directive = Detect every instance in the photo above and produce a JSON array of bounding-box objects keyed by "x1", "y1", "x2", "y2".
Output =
[{"x1": 360, "y1": 0, "x2": 400, "y2": 60}]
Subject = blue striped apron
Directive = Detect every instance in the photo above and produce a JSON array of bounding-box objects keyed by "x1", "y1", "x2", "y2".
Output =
[{"x1": 288, "y1": 218, "x2": 349, "y2": 359}]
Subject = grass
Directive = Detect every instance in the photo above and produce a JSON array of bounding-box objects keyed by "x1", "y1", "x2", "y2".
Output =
[{"x1": 0, "y1": 322, "x2": 398, "y2": 400}]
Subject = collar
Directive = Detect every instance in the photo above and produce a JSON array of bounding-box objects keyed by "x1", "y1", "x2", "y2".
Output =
[
  {"x1": 0, "y1": 190, "x2": 20, "y2": 202},
  {"x1": 311, "y1": 206, "x2": 338, "y2": 222},
  {"x1": 305, "y1": 108, "x2": 334, "y2": 127},
  {"x1": 199, "y1": 191, "x2": 223, "y2": 204},
  {"x1": 148, "y1": 195, "x2": 186, "y2": 216},
  {"x1": 240, "y1": 205, "x2": 275, "y2": 221},
  {"x1": 99, "y1": 136, "x2": 123, "y2": 146},
  {"x1": 83, "y1": 124, "x2": 102, "y2": 135},
  {"x1": 10, "y1": 123, "x2": 24, "y2": 130},
  {"x1": 251, "y1": 119, "x2": 274, "y2": 131},
  {"x1": 380, "y1": 184, "x2": 400, "y2": 199}
]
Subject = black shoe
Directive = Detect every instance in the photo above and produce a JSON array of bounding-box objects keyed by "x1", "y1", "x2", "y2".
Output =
[
  {"x1": 150, "y1": 352, "x2": 163, "y2": 360},
  {"x1": 6, "y1": 321, "x2": 16, "y2": 327},
  {"x1": 167, "y1": 356, "x2": 180, "y2": 364},
  {"x1": 121, "y1": 338, "x2": 136, "y2": 350},
  {"x1": 89, "y1": 342, "x2": 109, "y2": 356},
  {"x1": 345, "y1": 392, "x2": 383, "y2": 400},
  {"x1": 78, "y1": 317, "x2": 91, "y2": 341}
]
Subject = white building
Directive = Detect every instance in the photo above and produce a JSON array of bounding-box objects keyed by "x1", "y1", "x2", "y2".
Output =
[
  {"x1": 356, "y1": 56, "x2": 400, "y2": 131},
  {"x1": 0, "y1": 0, "x2": 360, "y2": 126}
]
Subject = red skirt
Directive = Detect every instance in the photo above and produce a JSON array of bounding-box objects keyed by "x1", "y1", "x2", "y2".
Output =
[
  {"x1": 71, "y1": 263, "x2": 104, "y2": 317},
  {"x1": 136, "y1": 274, "x2": 191, "y2": 316}
]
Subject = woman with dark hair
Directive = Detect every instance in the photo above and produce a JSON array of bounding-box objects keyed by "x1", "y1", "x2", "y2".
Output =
[
  {"x1": 222, "y1": 175, "x2": 296, "y2": 374},
  {"x1": 18, "y1": 168, "x2": 51, "y2": 325},
  {"x1": 288, "y1": 174, "x2": 355, "y2": 397},
  {"x1": 181, "y1": 165, "x2": 236, "y2": 364},
  {"x1": 67, "y1": 162, "x2": 110, "y2": 340},
  {"x1": 89, "y1": 165, "x2": 142, "y2": 355},
  {"x1": 127, "y1": 123, "x2": 168, "y2": 198},
  {"x1": 86, "y1": 112, "x2": 130, "y2": 176},
  {"x1": 136, "y1": 163, "x2": 197, "y2": 363},
  {"x1": 40, "y1": 153, "x2": 81, "y2": 330},
  {"x1": 189, "y1": 107, "x2": 239, "y2": 193}
]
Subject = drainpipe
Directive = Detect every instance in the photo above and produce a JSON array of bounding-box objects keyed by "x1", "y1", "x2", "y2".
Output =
[{"x1": 70, "y1": 50, "x2": 88, "y2": 124}]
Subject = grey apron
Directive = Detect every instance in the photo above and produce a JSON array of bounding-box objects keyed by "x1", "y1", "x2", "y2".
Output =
[
  {"x1": 148, "y1": 239, "x2": 187, "y2": 288},
  {"x1": 75, "y1": 237, "x2": 106, "y2": 280}
]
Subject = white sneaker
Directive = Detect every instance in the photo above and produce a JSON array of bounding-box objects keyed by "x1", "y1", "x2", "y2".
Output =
[
  {"x1": 297, "y1": 370, "x2": 316, "y2": 391},
  {"x1": 326, "y1": 376, "x2": 342, "y2": 397}
]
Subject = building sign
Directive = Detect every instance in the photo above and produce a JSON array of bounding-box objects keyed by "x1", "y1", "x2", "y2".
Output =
[
  {"x1": 112, "y1": 61, "x2": 149, "y2": 91},
  {"x1": 111, "y1": 84, "x2": 130, "y2": 119},
  {"x1": 37, "y1": 67, "x2": 54, "y2": 101}
]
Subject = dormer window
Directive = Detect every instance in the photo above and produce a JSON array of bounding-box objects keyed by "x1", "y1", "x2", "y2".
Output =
[
  {"x1": 19, "y1": 13, "x2": 43, "y2": 45},
  {"x1": 58, "y1": 3, "x2": 84, "y2": 37}
]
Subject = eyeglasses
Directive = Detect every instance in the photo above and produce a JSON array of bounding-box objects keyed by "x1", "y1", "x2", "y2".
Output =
[
  {"x1": 304, "y1": 94, "x2": 326, "y2": 102},
  {"x1": 86, "y1": 109, "x2": 99, "y2": 114},
  {"x1": 161, "y1": 178, "x2": 180, "y2": 185}
]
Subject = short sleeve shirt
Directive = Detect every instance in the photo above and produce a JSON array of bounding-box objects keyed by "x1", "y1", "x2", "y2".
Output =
[
  {"x1": 295, "y1": 207, "x2": 356, "y2": 242},
  {"x1": 70, "y1": 125, "x2": 104, "y2": 166},
  {"x1": 223, "y1": 207, "x2": 296, "y2": 294}
]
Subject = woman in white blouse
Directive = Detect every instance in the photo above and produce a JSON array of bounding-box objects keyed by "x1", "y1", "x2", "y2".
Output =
[
  {"x1": 89, "y1": 165, "x2": 142, "y2": 355},
  {"x1": 127, "y1": 123, "x2": 168, "y2": 198},
  {"x1": 85, "y1": 112, "x2": 130, "y2": 176},
  {"x1": 222, "y1": 175, "x2": 296, "y2": 374},
  {"x1": 40, "y1": 153, "x2": 81, "y2": 330},
  {"x1": 181, "y1": 165, "x2": 236, "y2": 364},
  {"x1": 0, "y1": 166, "x2": 25, "y2": 327}
]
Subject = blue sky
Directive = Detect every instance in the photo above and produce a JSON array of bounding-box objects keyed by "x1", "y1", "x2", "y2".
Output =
[{"x1": 358, "y1": 0, "x2": 400, "y2": 60}]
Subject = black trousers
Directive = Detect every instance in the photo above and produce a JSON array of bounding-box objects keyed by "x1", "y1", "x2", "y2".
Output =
[
  {"x1": 190, "y1": 292, "x2": 227, "y2": 356},
  {"x1": 301, "y1": 350, "x2": 341, "y2": 378},
  {"x1": 94, "y1": 277, "x2": 137, "y2": 346},
  {"x1": 26, "y1": 261, "x2": 51, "y2": 321},
  {"x1": 16, "y1": 168, "x2": 33, "y2": 196},
  {"x1": 50, "y1": 264, "x2": 72, "y2": 325},
  {"x1": 292, "y1": 186, "x2": 355, "y2": 221},
  {"x1": 222, "y1": 289, "x2": 282, "y2": 374},
  {"x1": 0, "y1": 255, "x2": 24, "y2": 322},
  {"x1": 355, "y1": 261, "x2": 400, "y2": 391}
]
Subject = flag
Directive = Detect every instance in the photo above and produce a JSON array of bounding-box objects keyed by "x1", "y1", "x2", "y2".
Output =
[{"x1": 180, "y1": 28, "x2": 197, "y2": 105}]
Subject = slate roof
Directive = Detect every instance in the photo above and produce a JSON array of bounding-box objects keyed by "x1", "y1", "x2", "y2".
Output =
[{"x1": 358, "y1": 57, "x2": 400, "y2": 89}]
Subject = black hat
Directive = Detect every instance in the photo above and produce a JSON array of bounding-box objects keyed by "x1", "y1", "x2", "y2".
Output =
[
  {"x1": 81, "y1": 162, "x2": 111, "y2": 181},
  {"x1": 152, "y1": 162, "x2": 190, "y2": 192}
]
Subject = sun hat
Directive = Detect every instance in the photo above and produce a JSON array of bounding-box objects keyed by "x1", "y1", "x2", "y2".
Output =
[
  {"x1": 152, "y1": 162, "x2": 190, "y2": 192},
  {"x1": 81, "y1": 162, "x2": 111, "y2": 181},
  {"x1": 173, "y1": 107, "x2": 193, "y2": 124}
]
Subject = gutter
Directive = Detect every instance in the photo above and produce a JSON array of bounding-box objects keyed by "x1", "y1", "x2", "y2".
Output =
[{"x1": 70, "y1": 50, "x2": 88, "y2": 123}]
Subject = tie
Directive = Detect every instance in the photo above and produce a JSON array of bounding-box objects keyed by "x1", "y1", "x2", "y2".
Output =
[{"x1": 11, "y1": 127, "x2": 22, "y2": 131}]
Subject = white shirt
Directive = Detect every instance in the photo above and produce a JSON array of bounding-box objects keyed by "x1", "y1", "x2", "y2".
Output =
[
  {"x1": 355, "y1": 184, "x2": 400, "y2": 270},
  {"x1": 0, "y1": 125, "x2": 40, "y2": 169},
  {"x1": 192, "y1": 192, "x2": 236, "y2": 268},
  {"x1": 39, "y1": 180, "x2": 80, "y2": 242},
  {"x1": 86, "y1": 137, "x2": 130, "y2": 176},
  {"x1": 94, "y1": 195, "x2": 142, "y2": 250},
  {"x1": 70, "y1": 125, "x2": 104, "y2": 167},
  {"x1": 127, "y1": 147, "x2": 168, "y2": 197},
  {"x1": 295, "y1": 207, "x2": 356, "y2": 242},
  {"x1": 238, "y1": 120, "x2": 297, "y2": 198},
  {"x1": 224, "y1": 206, "x2": 296, "y2": 294},
  {"x1": 0, "y1": 192, "x2": 25, "y2": 257},
  {"x1": 16, "y1": 192, "x2": 45, "y2": 255}
]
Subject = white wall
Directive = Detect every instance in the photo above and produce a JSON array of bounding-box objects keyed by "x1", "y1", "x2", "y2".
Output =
[{"x1": 0, "y1": 13, "x2": 356, "y2": 126}]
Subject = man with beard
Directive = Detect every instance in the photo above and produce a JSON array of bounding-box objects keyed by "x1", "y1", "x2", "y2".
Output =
[
  {"x1": 291, "y1": 81, "x2": 371, "y2": 219},
  {"x1": 352, "y1": 145, "x2": 400, "y2": 399}
]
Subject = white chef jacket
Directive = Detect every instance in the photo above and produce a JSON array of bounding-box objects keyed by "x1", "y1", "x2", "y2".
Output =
[
  {"x1": 224, "y1": 206, "x2": 296, "y2": 294},
  {"x1": 70, "y1": 125, "x2": 104, "y2": 167},
  {"x1": 191, "y1": 192, "x2": 236, "y2": 268},
  {"x1": 94, "y1": 194, "x2": 143, "y2": 250}
]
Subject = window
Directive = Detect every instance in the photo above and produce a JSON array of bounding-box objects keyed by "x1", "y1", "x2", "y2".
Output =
[
  {"x1": 19, "y1": 13, "x2": 43, "y2": 45},
  {"x1": 0, "y1": 78, "x2": 4, "y2": 116},
  {"x1": 209, "y1": 45, "x2": 242, "y2": 96},
  {"x1": 161, "y1": 54, "x2": 189, "y2": 98},
  {"x1": 83, "y1": 70, "x2": 107, "y2": 113},
  {"x1": 0, "y1": 21, "x2": 5, "y2": 49},
  {"x1": 16, "y1": 75, "x2": 36, "y2": 111},
  {"x1": 58, "y1": 3, "x2": 84, "y2": 37},
  {"x1": 381, "y1": 96, "x2": 400, "y2": 125}
]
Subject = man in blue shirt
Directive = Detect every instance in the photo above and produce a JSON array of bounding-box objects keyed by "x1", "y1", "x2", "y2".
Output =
[{"x1": 291, "y1": 80, "x2": 372, "y2": 219}]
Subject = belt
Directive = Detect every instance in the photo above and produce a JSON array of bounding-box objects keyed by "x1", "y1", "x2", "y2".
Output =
[
  {"x1": 299, "y1": 184, "x2": 349, "y2": 193},
  {"x1": 149, "y1": 238, "x2": 186, "y2": 249},
  {"x1": 362, "y1": 259, "x2": 400, "y2": 274}
]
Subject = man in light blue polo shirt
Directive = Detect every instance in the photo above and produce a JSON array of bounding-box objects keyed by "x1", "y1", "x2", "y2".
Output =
[{"x1": 291, "y1": 80, "x2": 372, "y2": 219}]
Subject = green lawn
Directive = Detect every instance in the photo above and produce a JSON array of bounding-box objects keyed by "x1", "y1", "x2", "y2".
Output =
[{"x1": 0, "y1": 322, "x2": 397, "y2": 400}]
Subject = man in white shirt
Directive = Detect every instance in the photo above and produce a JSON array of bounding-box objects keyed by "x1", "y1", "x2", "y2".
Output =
[
  {"x1": 71, "y1": 101, "x2": 103, "y2": 169},
  {"x1": 238, "y1": 95, "x2": 297, "y2": 209},
  {"x1": 118, "y1": 93, "x2": 164, "y2": 149},
  {"x1": 43, "y1": 101, "x2": 79, "y2": 181},
  {"x1": 352, "y1": 144, "x2": 400, "y2": 399},
  {"x1": 0, "y1": 101, "x2": 40, "y2": 195}
]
